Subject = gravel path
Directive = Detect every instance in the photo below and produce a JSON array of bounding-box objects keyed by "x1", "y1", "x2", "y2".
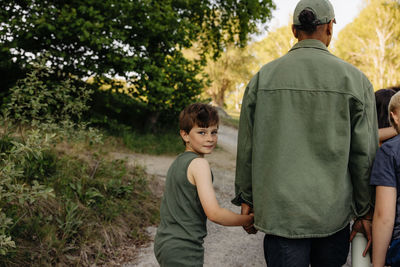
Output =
[{"x1": 121, "y1": 125, "x2": 356, "y2": 267}]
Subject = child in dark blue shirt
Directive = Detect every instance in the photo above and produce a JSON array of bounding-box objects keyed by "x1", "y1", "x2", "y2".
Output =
[{"x1": 371, "y1": 91, "x2": 400, "y2": 267}]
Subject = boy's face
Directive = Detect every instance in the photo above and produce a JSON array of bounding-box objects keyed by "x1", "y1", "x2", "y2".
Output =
[
  {"x1": 391, "y1": 108, "x2": 400, "y2": 134},
  {"x1": 180, "y1": 124, "x2": 218, "y2": 156}
]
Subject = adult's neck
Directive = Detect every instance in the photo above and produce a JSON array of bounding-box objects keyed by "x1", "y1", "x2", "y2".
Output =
[
  {"x1": 297, "y1": 35, "x2": 329, "y2": 47},
  {"x1": 292, "y1": 22, "x2": 332, "y2": 47}
]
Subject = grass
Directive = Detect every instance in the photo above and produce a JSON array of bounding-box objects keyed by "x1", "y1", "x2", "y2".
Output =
[
  {"x1": 96, "y1": 119, "x2": 184, "y2": 155},
  {"x1": 122, "y1": 130, "x2": 183, "y2": 155},
  {"x1": 0, "y1": 137, "x2": 161, "y2": 266}
]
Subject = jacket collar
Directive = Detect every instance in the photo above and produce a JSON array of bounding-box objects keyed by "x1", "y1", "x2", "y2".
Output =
[{"x1": 289, "y1": 39, "x2": 329, "y2": 53}]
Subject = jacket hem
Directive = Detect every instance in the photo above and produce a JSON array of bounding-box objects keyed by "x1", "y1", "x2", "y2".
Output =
[{"x1": 254, "y1": 220, "x2": 351, "y2": 239}]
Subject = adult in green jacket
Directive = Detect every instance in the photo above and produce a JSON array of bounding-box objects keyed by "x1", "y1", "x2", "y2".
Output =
[{"x1": 232, "y1": 0, "x2": 379, "y2": 266}]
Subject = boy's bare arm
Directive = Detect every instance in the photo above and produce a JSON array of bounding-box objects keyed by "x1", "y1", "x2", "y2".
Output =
[
  {"x1": 372, "y1": 186, "x2": 396, "y2": 267},
  {"x1": 188, "y1": 158, "x2": 254, "y2": 227}
]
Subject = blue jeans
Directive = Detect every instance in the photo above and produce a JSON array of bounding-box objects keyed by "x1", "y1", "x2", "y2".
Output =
[{"x1": 263, "y1": 224, "x2": 350, "y2": 267}]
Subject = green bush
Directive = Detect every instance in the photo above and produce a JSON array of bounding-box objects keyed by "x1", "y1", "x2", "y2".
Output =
[
  {"x1": 5, "y1": 55, "x2": 102, "y2": 145},
  {"x1": 0, "y1": 136, "x2": 13, "y2": 154},
  {"x1": 21, "y1": 150, "x2": 57, "y2": 184},
  {"x1": 7, "y1": 62, "x2": 88, "y2": 126},
  {"x1": 0, "y1": 129, "x2": 55, "y2": 256},
  {"x1": 89, "y1": 89, "x2": 149, "y2": 132},
  {"x1": 0, "y1": 51, "x2": 161, "y2": 266}
]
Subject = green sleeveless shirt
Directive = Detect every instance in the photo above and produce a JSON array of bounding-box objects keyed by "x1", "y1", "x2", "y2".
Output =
[{"x1": 154, "y1": 151, "x2": 208, "y2": 267}]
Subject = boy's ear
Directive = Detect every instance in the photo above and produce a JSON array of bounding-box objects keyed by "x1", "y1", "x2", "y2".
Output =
[
  {"x1": 391, "y1": 111, "x2": 399, "y2": 126},
  {"x1": 180, "y1": 130, "x2": 189, "y2": 143}
]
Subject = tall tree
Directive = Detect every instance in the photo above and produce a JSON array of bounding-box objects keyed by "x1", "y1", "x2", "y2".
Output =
[
  {"x1": 334, "y1": 0, "x2": 400, "y2": 90},
  {"x1": 202, "y1": 44, "x2": 256, "y2": 108},
  {"x1": 251, "y1": 24, "x2": 296, "y2": 70},
  {"x1": 0, "y1": 0, "x2": 275, "y2": 122},
  {"x1": 204, "y1": 24, "x2": 296, "y2": 110}
]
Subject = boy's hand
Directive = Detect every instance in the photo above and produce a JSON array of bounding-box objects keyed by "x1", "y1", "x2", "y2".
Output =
[
  {"x1": 241, "y1": 203, "x2": 257, "y2": 234},
  {"x1": 350, "y1": 213, "x2": 373, "y2": 256}
]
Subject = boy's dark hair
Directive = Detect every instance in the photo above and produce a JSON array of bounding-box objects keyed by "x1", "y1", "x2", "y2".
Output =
[
  {"x1": 179, "y1": 103, "x2": 219, "y2": 144},
  {"x1": 375, "y1": 88, "x2": 396, "y2": 128},
  {"x1": 294, "y1": 9, "x2": 318, "y2": 33}
]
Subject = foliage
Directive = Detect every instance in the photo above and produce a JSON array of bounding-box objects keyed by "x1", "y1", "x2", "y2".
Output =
[
  {"x1": 251, "y1": 24, "x2": 296, "y2": 69},
  {"x1": 0, "y1": 0, "x2": 275, "y2": 122},
  {"x1": 5, "y1": 56, "x2": 102, "y2": 144},
  {"x1": 222, "y1": 24, "x2": 295, "y2": 111},
  {"x1": 201, "y1": 44, "x2": 256, "y2": 108},
  {"x1": 334, "y1": 0, "x2": 400, "y2": 90},
  {"x1": 8, "y1": 67, "x2": 90, "y2": 127},
  {"x1": 0, "y1": 126, "x2": 55, "y2": 256},
  {"x1": 121, "y1": 129, "x2": 183, "y2": 155},
  {"x1": 0, "y1": 57, "x2": 159, "y2": 265},
  {"x1": 0, "y1": 57, "x2": 92, "y2": 259},
  {"x1": 0, "y1": 142, "x2": 160, "y2": 266},
  {"x1": 88, "y1": 87, "x2": 150, "y2": 132}
]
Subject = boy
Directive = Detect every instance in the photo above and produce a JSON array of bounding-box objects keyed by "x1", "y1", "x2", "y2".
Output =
[
  {"x1": 154, "y1": 103, "x2": 253, "y2": 266},
  {"x1": 372, "y1": 91, "x2": 400, "y2": 267}
]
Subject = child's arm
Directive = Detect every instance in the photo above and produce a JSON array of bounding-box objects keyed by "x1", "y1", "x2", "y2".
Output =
[
  {"x1": 188, "y1": 158, "x2": 253, "y2": 227},
  {"x1": 378, "y1": 127, "x2": 397, "y2": 145},
  {"x1": 372, "y1": 185, "x2": 396, "y2": 267}
]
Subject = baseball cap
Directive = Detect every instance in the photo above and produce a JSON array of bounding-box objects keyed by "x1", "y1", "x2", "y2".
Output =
[{"x1": 293, "y1": 0, "x2": 336, "y2": 26}]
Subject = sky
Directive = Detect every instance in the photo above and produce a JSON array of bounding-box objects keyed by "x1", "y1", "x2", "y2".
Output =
[{"x1": 257, "y1": 0, "x2": 366, "y2": 40}]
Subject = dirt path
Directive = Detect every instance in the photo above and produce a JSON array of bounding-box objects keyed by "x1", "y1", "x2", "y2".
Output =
[{"x1": 116, "y1": 125, "x2": 353, "y2": 267}]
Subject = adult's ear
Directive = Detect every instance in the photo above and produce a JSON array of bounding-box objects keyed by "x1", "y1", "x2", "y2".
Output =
[
  {"x1": 324, "y1": 20, "x2": 334, "y2": 47},
  {"x1": 328, "y1": 20, "x2": 334, "y2": 35},
  {"x1": 291, "y1": 24, "x2": 298, "y2": 38}
]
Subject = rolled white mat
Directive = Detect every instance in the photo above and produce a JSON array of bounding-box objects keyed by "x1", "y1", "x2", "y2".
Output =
[{"x1": 351, "y1": 232, "x2": 372, "y2": 267}]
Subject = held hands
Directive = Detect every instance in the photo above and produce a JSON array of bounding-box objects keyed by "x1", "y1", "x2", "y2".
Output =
[
  {"x1": 350, "y1": 214, "x2": 373, "y2": 257},
  {"x1": 241, "y1": 203, "x2": 257, "y2": 234},
  {"x1": 243, "y1": 213, "x2": 255, "y2": 232}
]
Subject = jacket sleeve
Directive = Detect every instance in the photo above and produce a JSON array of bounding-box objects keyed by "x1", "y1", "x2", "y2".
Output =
[
  {"x1": 231, "y1": 73, "x2": 259, "y2": 207},
  {"x1": 349, "y1": 80, "x2": 379, "y2": 217}
]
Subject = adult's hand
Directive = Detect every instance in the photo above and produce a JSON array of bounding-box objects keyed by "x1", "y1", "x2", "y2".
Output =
[
  {"x1": 241, "y1": 203, "x2": 257, "y2": 234},
  {"x1": 350, "y1": 215, "x2": 373, "y2": 257}
]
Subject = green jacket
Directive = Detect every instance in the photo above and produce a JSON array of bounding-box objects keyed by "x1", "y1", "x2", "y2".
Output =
[{"x1": 233, "y1": 39, "x2": 379, "y2": 238}]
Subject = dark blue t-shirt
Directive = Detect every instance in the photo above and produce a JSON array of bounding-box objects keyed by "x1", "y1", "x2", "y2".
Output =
[{"x1": 370, "y1": 134, "x2": 400, "y2": 240}]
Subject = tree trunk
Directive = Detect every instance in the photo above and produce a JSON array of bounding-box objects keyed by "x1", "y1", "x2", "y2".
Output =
[{"x1": 215, "y1": 79, "x2": 230, "y2": 107}]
